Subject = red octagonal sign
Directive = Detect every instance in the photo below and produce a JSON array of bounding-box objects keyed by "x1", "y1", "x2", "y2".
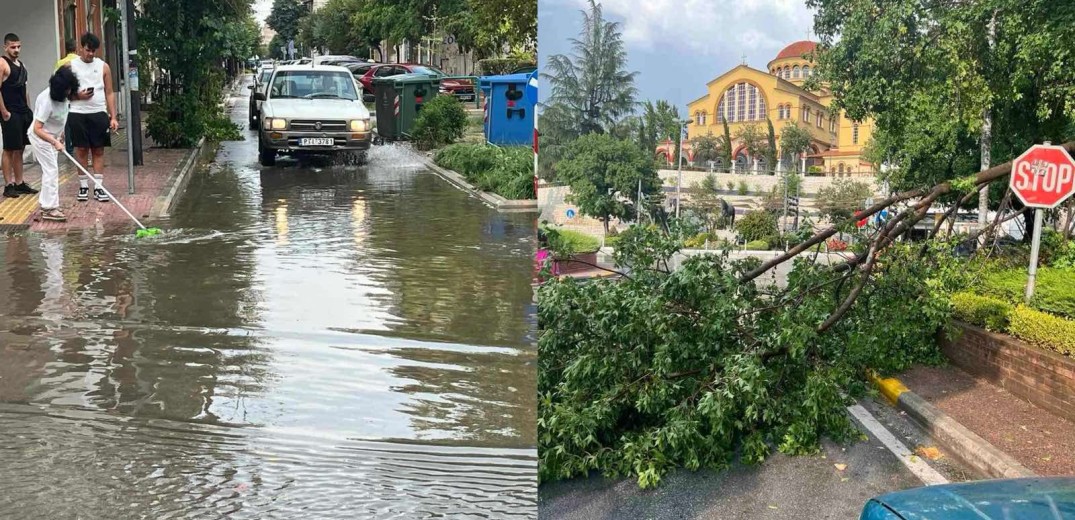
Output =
[{"x1": 1010, "y1": 144, "x2": 1075, "y2": 209}]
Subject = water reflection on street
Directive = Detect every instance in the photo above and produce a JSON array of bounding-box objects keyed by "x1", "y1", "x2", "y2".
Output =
[{"x1": 0, "y1": 86, "x2": 537, "y2": 518}]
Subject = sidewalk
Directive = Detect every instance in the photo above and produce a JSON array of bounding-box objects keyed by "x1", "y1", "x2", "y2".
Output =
[
  {"x1": 897, "y1": 364, "x2": 1075, "y2": 476},
  {"x1": 0, "y1": 126, "x2": 202, "y2": 233}
]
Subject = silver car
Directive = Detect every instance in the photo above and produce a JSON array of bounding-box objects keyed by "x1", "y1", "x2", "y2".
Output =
[
  {"x1": 247, "y1": 66, "x2": 274, "y2": 127},
  {"x1": 254, "y1": 65, "x2": 373, "y2": 166}
]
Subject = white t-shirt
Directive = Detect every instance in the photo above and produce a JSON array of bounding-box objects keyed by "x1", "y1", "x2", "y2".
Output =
[
  {"x1": 69, "y1": 57, "x2": 107, "y2": 114},
  {"x1": 31, "y1": 89, "x2": 69, "y2": 137}
]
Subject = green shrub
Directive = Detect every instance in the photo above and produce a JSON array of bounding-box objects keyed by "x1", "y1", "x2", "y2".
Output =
[
  {"x1": 412, "y1": 95, "x2": 468, "y2": 150},
  {"x1": 147, "y1": 92, "x2": 206, "y2": 148},
  {"x1": 205, "y1": 114, "x2": 241, "y2": 141},
  {"x1": 684, "y1": 232, "x2": 711, "y2": 248},
  {"x1": 549, "y1": 228, "x2": 601, "y2": 254},
  {"x1": 1007, "y1": 305, "x2": 1075, "y2": 356},
  {"x1": 735, "y1": 210, "x2": 778, "y2": 243},
  {"x1": 744, "y1": 239, "x2": 770, "y2": 250},
  {"x1": 979, "y1": 267, "x2": 1075, "y2": 319},
  {"x1": 434, "y1": 143, "x2": 535, "y2": 199},
  {"x1": 737, "y1": 180, "x2": 749, "y2": 195},
  {"x1": 951, "y1": 292, "x2": 1012, "y2": 331}
]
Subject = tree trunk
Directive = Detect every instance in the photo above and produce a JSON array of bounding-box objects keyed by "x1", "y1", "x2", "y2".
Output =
[{"x1": 978, "y1": 9, "x2": 997, "y2": 245}]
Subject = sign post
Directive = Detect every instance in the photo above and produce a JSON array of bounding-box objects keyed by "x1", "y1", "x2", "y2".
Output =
[
  {"x1": 526, "y1": 71, "x2": 538, "y2": 202},
  {"x1": 1009, "y1": 141, "x2": 1075, "y2": 302}
]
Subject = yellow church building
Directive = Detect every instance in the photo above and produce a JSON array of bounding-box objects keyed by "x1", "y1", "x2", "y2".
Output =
[{"x1": 686, "y1": 41, "x2": 875, "y2": 177}]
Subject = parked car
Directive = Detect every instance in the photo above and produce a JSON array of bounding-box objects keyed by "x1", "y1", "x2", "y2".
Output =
[
  {"x1": 247, "y1": 66, "x2": 275, "y2": 127},
  {"x1": 354, "y1": 63, "x2": 475, "y2": 102},
  {"x1": 860, "y1": 477, "x2": 1075, "y2": 519},
  {"x1": 510, "y1": 65, "x2": 537, "y2": 74},
  {"x1": 314, "y1": 55, "x2": 363, "y2": 66},
  {"x1": 253, "y1": 64, "x2": 373, "y2": 167},
  {"x1": 345, "y1": 61, "x2": 383, "y2": 78}
]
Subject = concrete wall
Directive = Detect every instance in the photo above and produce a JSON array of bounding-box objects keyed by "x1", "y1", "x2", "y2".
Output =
[
  {"x1": 1, "y1": 1, "x2": 59, "y2": 104},
  {"x1": 658, "y1": 169, "x2": 881, "y2": 196}
]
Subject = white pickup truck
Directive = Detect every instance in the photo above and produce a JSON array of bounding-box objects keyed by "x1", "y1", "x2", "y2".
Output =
[{"x1": 253, "y1": 64, "x2": 373, "y2": 166}]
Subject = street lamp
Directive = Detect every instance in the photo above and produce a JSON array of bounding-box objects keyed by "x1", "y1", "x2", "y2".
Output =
[{"x1": 676, "y1": 118, "x2": 694, "y2": 218}]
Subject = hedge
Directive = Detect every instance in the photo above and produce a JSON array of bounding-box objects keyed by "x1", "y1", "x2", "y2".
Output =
[
  {"x1": 476, "y1": 58, "x2": 536, "y2": 76},
  {"x1": 979, "y1": 267, "x2": 1075, "y2": 319},
  {"x1": 1007, "y1": 305, "x2": 1075, "y2": 356},
  {"x1": 434, "y1": 143, "x2": 535, "y2": 200},
  {"x1": 552, "y1": 229, "x2": 601, "y2": 254},
  {"x1": 744, "y1": 240, "x2": 770, "y2": 251},
  {"x1": 951, "y1": 292, "x2": 1012, "y2": 332}
]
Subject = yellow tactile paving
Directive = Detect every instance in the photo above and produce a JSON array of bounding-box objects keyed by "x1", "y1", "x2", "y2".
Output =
[
  {"x1": 0, "y1": 129, "x2": 126, "y2": 226},
  {"x1": 0, "y1": 169, "x2": 77, "y2": 225}
]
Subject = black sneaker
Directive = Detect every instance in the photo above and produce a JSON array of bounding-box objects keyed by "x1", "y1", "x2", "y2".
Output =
[
  {"x1": 94, "y1": 188, "x2": 109, "y2": 202},
  {"x1": 3, "y1": 184, "x2": 19, "y2": 198},
  {"x1": 77, "y1": 186, "x2": 89, "y2": 201},
  {"x1": 15, "y1": 182, "x2": 38, "y2": 194}
]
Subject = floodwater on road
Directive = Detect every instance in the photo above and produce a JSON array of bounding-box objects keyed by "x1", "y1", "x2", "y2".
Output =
[{"x1": 0, "y1": 80, "x2": 537, "y2": 519}]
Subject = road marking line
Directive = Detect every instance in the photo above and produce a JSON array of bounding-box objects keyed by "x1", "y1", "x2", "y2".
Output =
[{"x1": 847, "y1": 404, "x2": 949, "y2": 486}]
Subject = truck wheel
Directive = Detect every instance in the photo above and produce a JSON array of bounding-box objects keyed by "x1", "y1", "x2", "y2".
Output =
[{"x1": 259, "y1": 146, "x2": 276, "y2": 166}]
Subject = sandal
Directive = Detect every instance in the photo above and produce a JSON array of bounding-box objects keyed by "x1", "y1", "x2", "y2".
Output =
[{"x1": 41, "y1": 208, "x2": 67, "y2": 222}]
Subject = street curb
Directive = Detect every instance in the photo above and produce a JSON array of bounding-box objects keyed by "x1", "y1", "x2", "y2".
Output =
[
  {"x1": 418, "y1": 155, "x2": 538, "y2": 213},
  {"x1": 868, "y1": 371, "x2": 1036, "y2": 479},
  {"x1": 152, "y1": 136, "x2": 207, "y2": 219}
]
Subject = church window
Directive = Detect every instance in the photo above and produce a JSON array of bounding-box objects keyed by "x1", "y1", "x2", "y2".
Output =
[{"x1": 793, "y1": 65, "x2": 801, "y2": 78}]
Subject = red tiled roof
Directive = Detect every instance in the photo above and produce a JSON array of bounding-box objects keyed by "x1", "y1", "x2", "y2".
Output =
[{"x1": 775, "y1": 41, "x2": 817, "y2": 60}]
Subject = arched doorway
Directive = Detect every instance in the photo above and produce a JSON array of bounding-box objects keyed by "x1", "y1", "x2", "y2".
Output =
[{"x1": 734, "y1": 152, "x2": 749, "y2": 173}]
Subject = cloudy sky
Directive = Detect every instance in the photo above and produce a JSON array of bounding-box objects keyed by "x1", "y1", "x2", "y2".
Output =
[
  {"x1": 538, "y1": 0, "x2": 816, "y2": 115},
  {"x1": 254, "y1": 0, "x2": 273, "y2": 23}
]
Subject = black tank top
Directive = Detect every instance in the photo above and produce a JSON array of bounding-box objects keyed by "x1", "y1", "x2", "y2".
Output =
[{"x1": 1, "y1": 55, "x2": 29, "y2": 111}]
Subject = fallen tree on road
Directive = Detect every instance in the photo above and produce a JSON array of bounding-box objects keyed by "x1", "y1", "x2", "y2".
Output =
[{"x1": 537, "y1": 143, "x2": 1075, "y2": 488}]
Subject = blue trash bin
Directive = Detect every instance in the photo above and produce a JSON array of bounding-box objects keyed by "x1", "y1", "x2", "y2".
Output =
[{"x1": 480, "y1": 73, "x2": 534, "y2": 146}]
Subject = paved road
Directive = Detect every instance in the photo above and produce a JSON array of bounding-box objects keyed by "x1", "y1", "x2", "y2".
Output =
[{"x1": 538, "y1": 396, "x2": 974, "y2": 519}]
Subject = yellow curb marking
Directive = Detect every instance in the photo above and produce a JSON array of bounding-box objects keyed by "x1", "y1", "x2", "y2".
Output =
[{"x1": 868, "y1": 370, "x2": 909, "y2": 405}]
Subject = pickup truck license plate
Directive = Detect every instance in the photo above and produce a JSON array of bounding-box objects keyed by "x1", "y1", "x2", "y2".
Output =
[{"x1": 300, "y1": 138, "x2": 333, "y2": 146}]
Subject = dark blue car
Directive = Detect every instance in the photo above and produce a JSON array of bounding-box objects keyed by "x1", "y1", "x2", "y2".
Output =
[{"x1": 861, "y1": 477, "x2": 1075, "y2": 519}]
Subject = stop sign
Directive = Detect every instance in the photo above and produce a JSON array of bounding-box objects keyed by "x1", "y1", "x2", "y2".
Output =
[{"x1": 1010, "y1": 144, "x2": 1075, "y2": 208}]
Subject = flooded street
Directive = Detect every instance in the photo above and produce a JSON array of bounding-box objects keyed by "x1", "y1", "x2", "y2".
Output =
[{"x1": 0, "y1": 82, "x2": 537, "y2": 518}]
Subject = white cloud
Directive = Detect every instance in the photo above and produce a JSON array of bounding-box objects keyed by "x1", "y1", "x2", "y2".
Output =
[{"x1": 545, "y1": 0, "x2": 815, "y2": 62}]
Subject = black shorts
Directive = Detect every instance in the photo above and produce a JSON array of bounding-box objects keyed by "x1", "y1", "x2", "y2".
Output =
[
  {"x1": 1, "y1": 108, "x2": 31, "y2": 151},
  {"x1": 69, "y1": 112, "x2": 112, "y2": 149}
]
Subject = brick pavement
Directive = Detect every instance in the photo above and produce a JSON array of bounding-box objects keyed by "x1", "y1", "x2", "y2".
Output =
[
  {"x1": 0, "y1": 119, "x2": 200, "y2": 234},
  {"x1": 899, "y1": 364, "x2": 1075, "y2": 476}
]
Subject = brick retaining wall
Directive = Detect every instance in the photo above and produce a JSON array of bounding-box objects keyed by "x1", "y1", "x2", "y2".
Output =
[{"x1": 942, "y1": 322, "x2": 1075, "y2": 423}]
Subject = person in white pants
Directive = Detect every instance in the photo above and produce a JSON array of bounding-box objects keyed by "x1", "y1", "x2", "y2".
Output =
[{"x1": 28, "y1": 66, "x2": 89, "y2": 222}]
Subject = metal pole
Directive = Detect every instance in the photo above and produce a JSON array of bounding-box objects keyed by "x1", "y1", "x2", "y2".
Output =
[
  {"x1": 533, "y1": 108, "x2": 538, "y2": 199},
  {"x1": 782, "y1": 173, "x2": 788, "y2": 232},
  {"x1": 119, "y1": 0, "x2": 135, "y2": 193},
  {"x1": 676, "y1": 129, "x2": 684, "y2": 219},
  {"x1": 1025, "y1": 208, "x2": 1044, "y2": 303}
]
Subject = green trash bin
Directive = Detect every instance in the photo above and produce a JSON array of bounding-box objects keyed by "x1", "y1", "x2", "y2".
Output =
[{"x1": 372, "y1": 73, "x2": 441, "y2": 141}]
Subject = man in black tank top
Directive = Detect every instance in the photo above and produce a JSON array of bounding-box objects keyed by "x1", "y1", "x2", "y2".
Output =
[{"x1": 0, "y1": 33, "x2": 39, "y2": 199}]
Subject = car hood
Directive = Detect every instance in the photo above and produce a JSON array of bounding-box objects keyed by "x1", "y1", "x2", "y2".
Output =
[
  {"x1": 262, "y1": 98, "x2": 370, "y2": 120},
  {"x1": 870, "y1": 478, "x2": 1075, "y2": 519}
]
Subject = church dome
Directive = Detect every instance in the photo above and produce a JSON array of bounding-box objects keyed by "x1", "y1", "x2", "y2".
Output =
[{"x1": 774, "y1": 40, "x2": 817, "y2": 61}]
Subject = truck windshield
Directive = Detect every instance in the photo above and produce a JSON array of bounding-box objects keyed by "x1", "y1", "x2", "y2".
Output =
[{"x1": 270, "y1": 71, "x2": 359, "y2": 100}]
